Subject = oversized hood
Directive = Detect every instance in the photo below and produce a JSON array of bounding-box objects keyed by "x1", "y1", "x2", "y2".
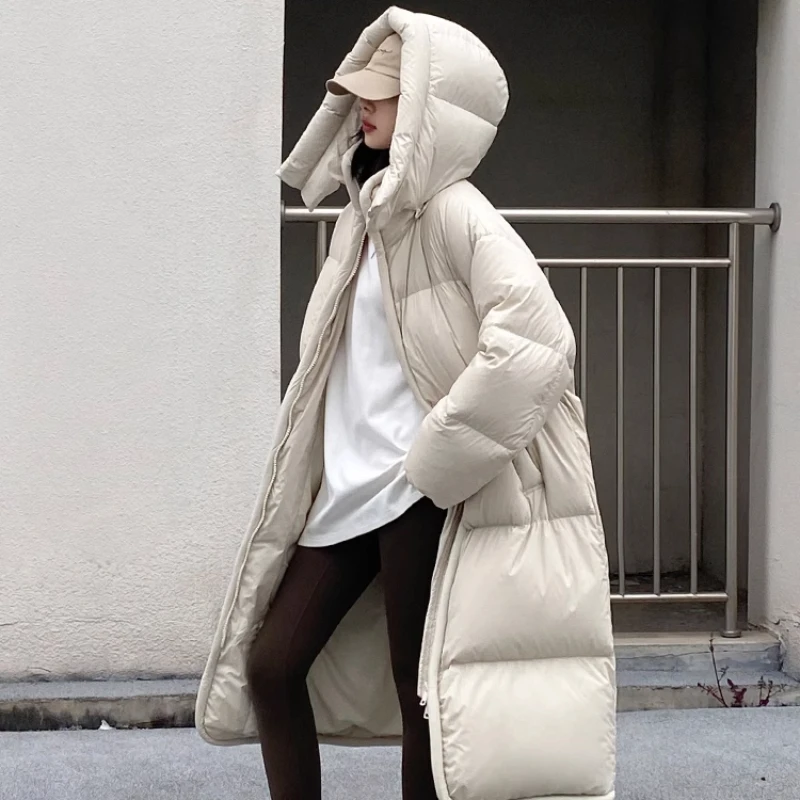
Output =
[{"x1": 277, "y1": 7, "x2": 509, "y2": 228}]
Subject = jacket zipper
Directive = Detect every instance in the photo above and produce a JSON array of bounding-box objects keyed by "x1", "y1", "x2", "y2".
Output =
[
  {"x1": 218, "y1": 229, "x2": 368, "y2": 648},
  {"x1": 418, "y1": 504, "x2": 462, "y2": 718}
]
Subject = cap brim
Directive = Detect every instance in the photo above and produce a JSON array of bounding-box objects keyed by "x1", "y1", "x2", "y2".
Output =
[{"x1": 326, "y1": 70, "x2": 400, "y2": 101}]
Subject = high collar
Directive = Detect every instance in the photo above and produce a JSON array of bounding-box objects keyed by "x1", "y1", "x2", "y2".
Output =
[{"x1": 341, "y1": 143, "x2": 389, "y2": 225}]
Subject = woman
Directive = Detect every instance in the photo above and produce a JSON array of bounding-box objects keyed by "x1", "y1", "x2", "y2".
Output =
[{"x1": 196, "y1": 8, "x2": 616, "y2": 800}]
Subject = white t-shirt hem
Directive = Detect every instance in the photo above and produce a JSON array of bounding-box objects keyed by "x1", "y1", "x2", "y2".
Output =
[{"x1": 298, "y1": 486, "x2": 424, "y2": 548}]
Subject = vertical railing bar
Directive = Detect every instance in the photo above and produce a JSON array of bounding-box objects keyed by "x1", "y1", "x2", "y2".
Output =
[
  {"x1": 315, "y1": 220, "x2": 328, "y2": 277},
  {"x1": 617, "y1": 267, "x2": 626, "y2": 596},
  {"x1": 653, "y1": 268, "x2": 661, "y2": 595},
  {"x1": 690, "y1": 266, "x2": 699, "y2": 595},
  {"x1": 544, "y1": 266, "x2": 551, "y2": 281},
  {"x1": 723, "y1": 223, "x2": 741, "y2": 637},
  {"x1": 580, "y1": 266, "x2": 589, "y2": 415}
]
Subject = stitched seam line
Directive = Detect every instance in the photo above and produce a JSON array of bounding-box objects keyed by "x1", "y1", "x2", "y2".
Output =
[
  {"x1": 464, "y1": 510, "x2": 600, "y2": 530},
  {"x1": 442, "y1": 412, "x2": 514, "y2": 455},
  {"x1": 481, "y1": 320, "x2": 569, "y2": 360},
  {"x1": 449, "y1": 654, "x2": 614, "y2": 668},
  {"x1": 393, "y1": 276, "x2": 468, "y2": 304}
]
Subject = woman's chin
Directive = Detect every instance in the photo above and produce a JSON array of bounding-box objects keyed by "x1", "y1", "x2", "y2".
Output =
[{"x1": 364, "y1": 132, "x2": 389, "y2": 150}]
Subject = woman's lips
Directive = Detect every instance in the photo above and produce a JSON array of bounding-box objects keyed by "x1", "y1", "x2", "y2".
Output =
[{"x1": 362, "y1": 122, "x2": 376, "y2": 133}]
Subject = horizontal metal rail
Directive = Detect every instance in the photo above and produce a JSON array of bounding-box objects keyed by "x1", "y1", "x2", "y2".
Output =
[
  {"x1": 282, "y1": 203, "x2": 781, "y2": 230},
  {"x1": 611, "y1": 592, "x2": 728, "y2": 605},
  {"x1": 283, "y1": 205, "x2": 781, "y2": 638},
  {"x1": 539, "y1": 258, "x2": 730, "y2": 268}
]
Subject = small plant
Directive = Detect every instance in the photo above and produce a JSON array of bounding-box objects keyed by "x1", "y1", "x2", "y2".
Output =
[
  {"x1": 697, "y1": 638, "x2": 774, "y2": 708},
  {"x1": 756, "y1": 676, "x2": 775, "y2": 707}
]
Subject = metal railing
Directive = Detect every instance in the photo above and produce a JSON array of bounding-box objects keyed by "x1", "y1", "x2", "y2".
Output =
[{"x1": 283, "y1": 204, "x2": 781, "y2": 637}]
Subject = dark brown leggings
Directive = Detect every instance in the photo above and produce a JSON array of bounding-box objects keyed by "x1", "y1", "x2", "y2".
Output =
[{"x1": 245, "y1": 496, "x2": 448, "y2": 800}]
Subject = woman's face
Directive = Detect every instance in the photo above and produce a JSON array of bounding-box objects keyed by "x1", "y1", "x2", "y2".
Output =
[{"x1": 359, "y1": 96, "x2": 399, "y2": 150}]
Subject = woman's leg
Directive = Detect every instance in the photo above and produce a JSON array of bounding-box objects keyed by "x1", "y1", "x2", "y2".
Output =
[
  {"x1": 378, "y1": 496, "x2": 448, "y2": 800},
  {"x1": 245, "y1": 535, "x2": 380, "y2": 800}
]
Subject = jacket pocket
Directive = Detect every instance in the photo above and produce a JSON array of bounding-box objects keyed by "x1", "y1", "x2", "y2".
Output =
[{"x1": 512, "y1": 447, "x2": 544, "y2": 494}]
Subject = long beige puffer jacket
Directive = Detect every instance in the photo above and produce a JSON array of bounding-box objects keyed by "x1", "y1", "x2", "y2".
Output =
[{"x1": 196, "y1": 7, "x2": 616, "y2": 800}]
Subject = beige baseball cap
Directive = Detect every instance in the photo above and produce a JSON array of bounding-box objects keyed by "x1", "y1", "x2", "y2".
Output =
[{"x1": 326, "y1": 33, "x2": 402, "y2": 101}]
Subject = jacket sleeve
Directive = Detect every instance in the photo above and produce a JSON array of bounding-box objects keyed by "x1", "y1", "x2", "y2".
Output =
[{"x1": 403, "y1": 197, "x2": 575, "y2": 509}]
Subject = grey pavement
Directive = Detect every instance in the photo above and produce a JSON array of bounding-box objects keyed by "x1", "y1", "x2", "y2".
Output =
[{"x1": 1, "y1": 708, "x2": 799, "y2": 800}]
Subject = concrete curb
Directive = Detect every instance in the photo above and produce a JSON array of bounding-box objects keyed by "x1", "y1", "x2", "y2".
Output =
[
  {"x1": 614, "y1": 630, "x2": 783, "y2": 673},
  {"x1": 2, "y1": 671, "x2": 799, "y2": 731},
  {"x1": 616, "y1": 670, "x2": 800, "y2": 711},
  {"x1": 0, "y1": 680, "x2": 198, "y2": 732}
]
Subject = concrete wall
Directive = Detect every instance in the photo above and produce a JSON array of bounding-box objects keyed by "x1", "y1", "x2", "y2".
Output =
[
  {"x1": 0, "y1": 1, "x2": 284, "y2": 679},
  {"x1": 750, "y1": 0, "x2": 800, "y2": 677},
  {"x1": 0, "y1": 0, "x2": 770, "y2": 682},
  {"x1": 281, "y1": 0, "x2": 757, "y2": 582}
]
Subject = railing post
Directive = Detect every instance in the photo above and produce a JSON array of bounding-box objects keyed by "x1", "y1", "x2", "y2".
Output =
[
  {"x1": 690, "y1": 267, "x2": 699, "y2": 595},
  {"x1": 579, "y1": 267, "x2": 588, "y2": 413},
  {"x1": 723, "y1": 222, "x2": 742, "y2": 638},
  {"x1": 616, "y1": 267, "x2": 625, "y2": 596},
  {"x1": 653, "y1": 267, "x2": 661, "y2": 595},
  {"x1": 315, "y1": 221, "x2": 328, "y2": 277}
]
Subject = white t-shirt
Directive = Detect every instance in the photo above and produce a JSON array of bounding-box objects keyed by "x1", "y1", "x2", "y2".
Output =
[{"x1": 299, "y1": 238, "x2": 427, "y2": 547}]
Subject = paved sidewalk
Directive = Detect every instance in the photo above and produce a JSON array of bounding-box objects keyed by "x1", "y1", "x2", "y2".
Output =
[{"x1": 1, "y1": 708, "x2": 798, "y2": 799}]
